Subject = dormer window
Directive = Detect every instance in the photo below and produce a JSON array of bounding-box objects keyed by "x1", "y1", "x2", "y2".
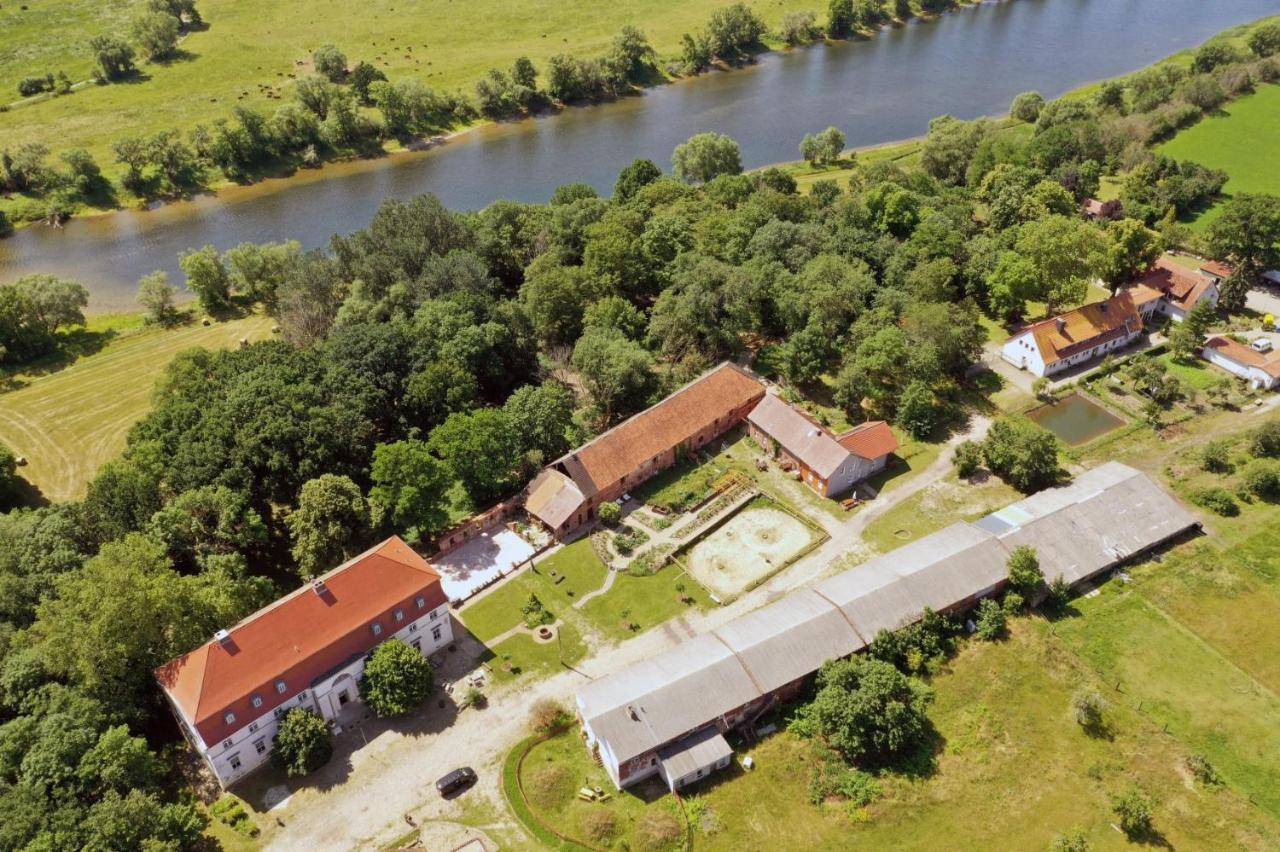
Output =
[
  {"x1": 394, "y1": 609, "x2": 404, "y2": 623},
  {"x1": 275, "y1": 680, "x2": 286, "y2": 694},
  {"x1": 415, "y1": 595, "x2": 426, "y2": 609},
  {"x1": 371, "y1": 622, "x2": 383, "y2": 636},
  {"x1": 251, "y1": 695, "x2": 263, "y2": 708},
  {"x1": 224, "y1": 711, "x2": 236, "y2": 725}
]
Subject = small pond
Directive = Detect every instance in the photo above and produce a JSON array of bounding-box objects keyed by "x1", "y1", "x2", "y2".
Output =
[{"x1": 1026, "y1": 393, "x2": 1125, "y2": 446}]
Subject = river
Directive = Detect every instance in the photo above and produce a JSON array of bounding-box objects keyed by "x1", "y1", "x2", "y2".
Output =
[{"x1": 1, "y1": 0, "x2": 1276, "y2": 309}]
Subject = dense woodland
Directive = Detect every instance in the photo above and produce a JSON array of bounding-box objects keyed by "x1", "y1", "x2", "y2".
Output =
[{"x1": 1, "y1": 26, "x2": 1280, "y2": 848}]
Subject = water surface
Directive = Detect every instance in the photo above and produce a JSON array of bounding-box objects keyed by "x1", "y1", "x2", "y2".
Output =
[
  {"x1": 2, "y1": 0, "x2": 1276, "y2": 309},
  {"x1": 1027, "y1": 393, "x2": 1125, "y2": 445}
]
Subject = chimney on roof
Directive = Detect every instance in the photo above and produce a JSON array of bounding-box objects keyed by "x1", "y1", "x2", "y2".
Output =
[
  {"x1": 627, "y1": 705, "x2": 639, "y2": 721},
  {"x1": 1056, "y1": 317, "x2": 1066, "y2": 333},
  {"x1": 214, "y1": 628, "x2": 231, "y2": 645},
  {"x1": 311, "y1": 577, "x2": 327, "y2": 596}
]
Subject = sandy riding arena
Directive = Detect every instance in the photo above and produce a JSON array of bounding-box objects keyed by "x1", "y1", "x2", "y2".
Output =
[{"x1": 685, "y1": 506, "x2": 814, "y2": 599}]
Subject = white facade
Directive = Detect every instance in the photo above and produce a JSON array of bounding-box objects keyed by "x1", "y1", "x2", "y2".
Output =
[
  {"x1": 173, "y1": 603, "x2": 454, "y2": 788},
  {"x1": 1001, "y1": 328, "x2": 1140, "y2": 378},
  {"x1": 1202, "y1": 347, "x2": 1280, "y2": 390}
]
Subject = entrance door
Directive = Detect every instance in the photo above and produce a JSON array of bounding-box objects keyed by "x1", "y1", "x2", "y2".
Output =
[{"x1": 338, "y1": 689, "x2": 350, "y2": 706}]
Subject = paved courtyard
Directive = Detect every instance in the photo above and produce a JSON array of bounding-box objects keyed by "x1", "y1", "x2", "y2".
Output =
[{"x1": 434, "y1": 528, "x2": 537, "y2": 603}]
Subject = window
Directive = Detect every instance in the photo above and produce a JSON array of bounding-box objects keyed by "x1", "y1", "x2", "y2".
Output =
[
  {"x1": 416, "y1": 595, "x2": 426, "y2": 609},
  {"x1": 394, "y1": 609, "x2": 404, "y2": 623},
  {"x1": 224, "y1": 711, "x2": 236, "y2": 725},
  {"x1": 273, "y1": 707, "x2": 284, "y2": 719},
  {"x1": 222, "y1": 738, "x2": 233, "y2": 749},
  {"x1": 430, "y1": 610, "x2": 438, "y2": 621},
  {"x1": 409, "y1": 623, "x2": 418, "y2": 633},
  {"x1": 229, "y1": 754, "x2": 242, "y2": 771},
  {"x1": 275, "y1": 680, "x2": 286, "y2": 694},
  {"x1": 299, "y1": 690, "x2": 307, "y2": 699},
  {"x1": 431, "y1": 626, "x2": 442, "y2": 641},
  {"x1": 249, "y1": 722, "x2": 259, "y2": 733},
  {"x1": 411, "y1": 639, "x2": 421, "y2": 652},
  {"x1": 251, "y1": 694, "x2": 263, "y2": 708},
  {"x1": 254, "y1": 738, "x2": 267, "y2": 755},
  {"x1": 371, "y1": 622, "x2": 382, "y2": 636}
]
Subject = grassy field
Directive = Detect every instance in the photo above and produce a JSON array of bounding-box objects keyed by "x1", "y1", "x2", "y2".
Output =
[
  {"x1": 0, "y1": 0, "x2": 828, "y2": 189},
  {"x1": 0, "y1": 311, "x2": 275, "y2": 503},
  {"x1": 1159, "y1": 83, "x2": 1280, "y2": 230}
]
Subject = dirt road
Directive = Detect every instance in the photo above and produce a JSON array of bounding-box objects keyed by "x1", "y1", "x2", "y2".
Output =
[{"x1": 262, "y1": 414, "x2": 992, "y2": 851}]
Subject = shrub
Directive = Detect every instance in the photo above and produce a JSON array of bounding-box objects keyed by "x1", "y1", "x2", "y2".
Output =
[
  {"x1": 1070, "y1": 688, "x2": 1107, "y2": 731},
  {"x1": 272, "y1": 708, "x2": 333, "y2": 777},
  {"x1": 313, "y1": 44, "x2": 348, "y2": 82},
  {"x1": 597, "y1": 500, "x2": 621, "y2": 525},
  {"x1": 1111, "y1": 787, "x2": 1154, "y2": 838},
  {"x1": 1050, "y1": 829, "x2": 1090, "y2": 852},
  {"x1": 1185, "y1": 753, "x2": 1222, "y2": 785},
  {"x1": 779, "y1": 10, "x2": 820, "y2": 46},
  {"x1": 359, "y1": 638, "x2": 434, "y2": 717},
  {"x1": 461, "y1": 685, "x2": 486, "y2": 709},
  {"x1": 1200, "y1": 440, "x2": 1232, "y2": 472},
  {"x1": 981, "y1": 416, "x2": 1059, "y2": 493},
  {"x1": 528, "y1": 698, "x2": 571, "y2": 733},
  {"x1": 1249, "y1": 420, "x2": 1280, "y2": 457},
  {"x1": 1046, "y1": 576, "x2": 1072, "y2": 611},
  {"x1": 581, "y1": 809, "x2": 619, "y2": 842},
  {"x1": 1010, "y1": 90, "x2": 1044, "y2": 123},
  {"x1": 526, "y1": 764, "x2": 574, "y2": 809},
  {"x1": 1189, "y1": 486, "x2": 1238, "y2": 517},
  {"x1": 521, "y1": 593, "x2": 554, "y2": 628},
  {"x1": 1006, "y1": 545, "x2": 1043, "y2": 598},
  {"x1": 209, "y1": 795, "x2": 259, "y2": 837},
  {"x1": 974, "y1": 598, "x2": 1006, "y2": 641},
  {"x1": 634, "y1": 809, "x2": 683, "y2": 852},
  {"x1": 807, "y1": 753, "x2": 882, "y2": 806},
  {"x1": 953, "y1": 439, "x2": 983, "y2": 478},
  {"x1": 1241, "y1": 458, "x2": 1280, "y2": 499}
]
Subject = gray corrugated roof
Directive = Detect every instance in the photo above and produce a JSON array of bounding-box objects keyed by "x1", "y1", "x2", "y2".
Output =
[
  {"x1": 658, "y1": 727, "x2": 733, "y2": 780},
  {"x1": 579, "y1": 463, "x2": 1198, "y2": 768},
  {"x1": 747, "y1": 394, "x2": 853, "y2": 479},
  {"x1": 713, "y1": 589, "x2": 865, "y2": 694}
]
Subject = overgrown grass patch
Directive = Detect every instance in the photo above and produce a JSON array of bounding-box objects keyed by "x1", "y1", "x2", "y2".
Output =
[{"x1": 580, "y1": 567, "x2": 711, "y2": 640}]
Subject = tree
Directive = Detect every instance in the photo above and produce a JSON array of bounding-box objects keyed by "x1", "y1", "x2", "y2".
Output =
[
  {"x1": 780, "y1": 10, "x2": 819, "y2": 45},
  {"x1": 1207, "y1": 194, "x2": 1280, "y2": 279},
  {"x1": 597, "y1": 501, "x2": 621, "y2": 526},
  {"x1": 77, "y1": 725, "x2": 162, "y2": 795},
  {"x1": 130, "y1": 10, "x2": 180, "y2": 60},
  {"x1": 368, "y1": 440, "x2": 450, "y2": 542},
  {"x1": 1070, "y1": 688, "x2": 1107, "y2": 731},
  {"x1": 1243, "y1": 458, "x2": 1280, "y2": 498},
  {"x1": 359, "y1": 638, "x2": 434, "y2": 717},
  {"x1": 89, "y1": 36, "x2": 136, "y2": 80},
  {"x1": 799, "y1": 126, "x2": 845, "y2": 166},
  {"x1": 147, "y1": 485, "x2": 268, "y2": 565},
  {"x1": 789, "y1": 657, "x2": 933, "y2": 766},
  {"x1": 61, "y1": 148, "x2": 105, "y2": 196},
  {"x1": 920, "y1": 115, "x2": 987, "y2": 185},
  {"x1": 1191, "y1": 42, "x2": 1240, "y2": 74},
  {"x1": 179, "y1": 245, "x2": 232, "y2": 313},
  {"x1": 1013, "y1": 215, "x2": 1107, "y2": 312},
  {"x1": 953, "y1": 439, "x2": 983, "y2": 478},
  {"x1": 8, "y1": 274, "x2": 89, "y2": 339},
  {"x1": 672, "y1": 132, "x2": 742, "y2": 184},
  {"x1": 1005, "y1": 545, "x2": 1044, "y2": 598},
  {"x1": 613, "y1": 158, "x2": 662, "y2": 202},
  {"x1": 136, "y1": 271, "x2": 179, "y2": 324},
  {"x1": 272, "y1": 708, "x2": 333, "y2": 776},
  {"x1": 974, "y1": 598, "x2": 1006, "y2": 641},
  {"x1": 503, "y1": 381, "x2": 575, "y2": 463},
  {"x1": 1051, "y1": 830, "x2": 1091, "y2": 852},
  {"x1": 1216, "y1": 269, "x2": 1250, "y2": 315},
  {"x1": 427, "y1": 408, "x2": 525, "y2": 505},
  {"x1": 1250, "y1": 420, "x2": 1280, "y2": 458},
  {"x1": 312, "y1": 44, "x2": 347, "y2": 82},
  {"x1": 1248, "y1": 23, "x2": 1280, "y2": 57},
  {"x1": 986, "y1": 250, "x2": 1039, "y2": 319},
  {"x1": 1111, "y1": 787, "x2": 1155, "y2": 839},
  {"x1": 287, "y1": 474, "x2": 370, "y2": 577},
  {"x1": 571, "y1": 326, "x2": 656, "y2": 424},
  {"x1": 1009, "y1": 91, "x2": 1044, "y2": 123},
  {"x1": 704, "y1": 3, "x2": 766, "y2": 59},
  {"x1": 348, "y1": 61, "x2": 388, "y2": 103},
  {"x1": 1166, "y1": 317, "x2": 1200, "y2": 360},
  {"x1": 1102, "y1": 218, "x2": 1162, "y2": 285},
  {"x1": 896, "y1": 380, "x2": 944, "y2": 439},
  {"x1": 827, "y1": 0, "x2": 855, "y2": 38}
]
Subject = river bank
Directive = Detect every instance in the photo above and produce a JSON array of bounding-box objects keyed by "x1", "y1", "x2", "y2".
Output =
[
  {"x1": 0, "y1": 0, "x2": 985, "y2": 232},
  {"x1": 3, "y1": 0, "x2": 1276, "y2": 310}
]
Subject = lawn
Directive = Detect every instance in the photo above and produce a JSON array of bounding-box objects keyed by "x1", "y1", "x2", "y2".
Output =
[
  {"x1": 457, "y1": 538, "x2": 608, "y2": 643},
  {"x1": 483, "y1": 621, "x2": 589, "y2": 685},
  {"x1": 1159, "y1": 83, "x2": 1280, "y2": 230},
  {"x1": 860, "y1": 472, "x2": 1021, "y2": 553},
  {"x1": 1157, "y1": 350, "x2": 1223, "y2": 390},
  {"x1": 0, "y1": 0, "x2": 828, "y2": 194},
  {"x1": 580, "y1": 566, "x2": 712, "y2": 641},
  {"x1": 516, "y1": 729, "x2": 684, "y2": 851},
  {"x1": 0, "y1": 311, "x2": 275, "y2": 503}
]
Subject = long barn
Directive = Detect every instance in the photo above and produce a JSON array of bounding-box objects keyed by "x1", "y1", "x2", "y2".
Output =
[{"x1": 576, "y1": 462, "x2": 1199, "y2": 791}]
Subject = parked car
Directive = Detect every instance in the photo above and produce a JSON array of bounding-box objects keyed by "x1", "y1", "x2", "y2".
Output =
[
  {"x1": 1251, "y1": 338, "x2": 1274, "y2": 353},
  {"x1": 436, "y1": 766, "x2": 477, "y2": 796}
]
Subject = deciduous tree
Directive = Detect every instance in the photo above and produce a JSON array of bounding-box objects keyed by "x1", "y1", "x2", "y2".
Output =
[{"x1": 359, "y1": 638, "x2": 434, "y2": 716}]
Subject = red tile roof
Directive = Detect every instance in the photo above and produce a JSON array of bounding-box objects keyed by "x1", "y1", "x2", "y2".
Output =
[
  {"x1": 836, "y1": 421, "x2": 899, "y2": 460},
  {"x1": 1202, "y1": 335, "x2": 1280, "y2": 379},
  {"x1": 1199, "y1": 260, "x2": 1233, "y2": 280},
  {"x1": 1020, "y1": 293, "x2": 1144, "y2": 364},
  {"x1": 557, "y1": 363, "x2": 765, "y2": 497},
  {"x1": 155, "y1": 537, "x2": 444, "y2": 746},
  {"x1": 1133, "y1": 258, "x2": 1216, "y2": 313}
]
